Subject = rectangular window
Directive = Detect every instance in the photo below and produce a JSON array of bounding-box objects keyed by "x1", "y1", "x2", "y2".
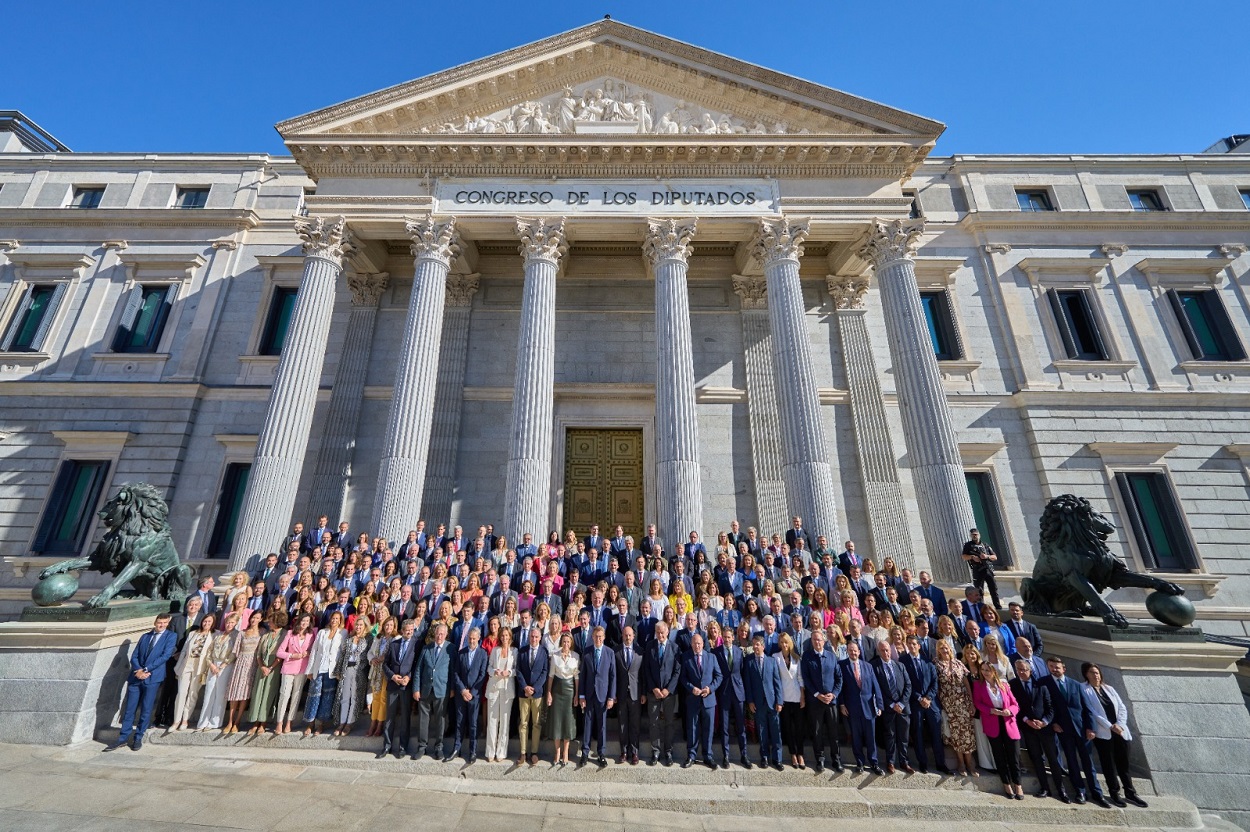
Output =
[
  {"x1": 1047, "y1": 288, "x2": 1109, "y2": 360},
  {"x1": 1016, "y1": 189, "x2": 1054, "y2": 212},
  {"x1": 207, "y1": 462, "x2": 251, "y2": 557},
  {"x1": 1166, "y1": 289, "x2": 1246, "y2": 361},
  {"x1": 70, "y1": 186, "x2": 105, "y2": 209},
  {"x1": 1240, "y1": 189, "x2": 1250, "y2": 210},
  {"x1": 1, "y1": 283, "x2": 66, "y2": 353},
  {"x1": 920, "y1": 290, "x2": 962, "y2": 360},
  {"x1": 112, "y1": 285, "x2": 176, "y2": 353},
  {"x1": 32, "y1": 460, "x2": 111, "y2": 555},
  {"x1": 258, "y1": 287, "x2": 297, "y2": 356},
  {"x1": 1128, "y1": 189, "x2": 1165, "y2": 211},
  {"x1": 174, "y1": 187, "x2": 210, "y2": 209},
  {"x1": 1116, "y1": 471, "x2": 1198, "y2": 571},
  {"x1": 905, "y1": 190, "x2": 921, "y2": 219},
  {"x1": 965, "y1": 471, "x2": 1011, "y2": 567}
]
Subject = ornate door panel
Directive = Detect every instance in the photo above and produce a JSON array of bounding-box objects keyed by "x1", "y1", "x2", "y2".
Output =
[{"x1": 562, "y1": 429, "x2": 644, "y2": 540}]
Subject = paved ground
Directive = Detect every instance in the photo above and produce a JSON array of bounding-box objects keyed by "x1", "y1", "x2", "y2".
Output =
[{"x1": 0, "y1": 741, "x2": 1230, "y2": 832}]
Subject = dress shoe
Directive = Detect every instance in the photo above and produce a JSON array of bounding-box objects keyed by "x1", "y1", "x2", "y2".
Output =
[
  {"x1": 103, "y1": 739, "x2": 127, "y2": 752},
  {"x1": 375, "y1": 749, "x2": 390, "y2": 759},
  {"x1": 596, "y1": 755, "x2": 607, "y2": 768},
  {"x1": 576, "y1": 756, "x2": 586, "y2": 769},
  {"x1": 1110, "y1": 796, "x2": 1127, "y2": 808},
  {"x1": 741, "y1": 757, "x2": 752, "y2": 770},
  {"x1": 1013, "y1": 793, "x2": 1024, "y2": 801},
  {"x1": 1073, "y1": 793, "x2": 1086, "y2": 805},
  {"x1": 1093, "y1": 796, "x2": 1112, "y2": 809},
  {"x1": 870, "y1": 765, "x2": 885, "y2": 776},
  {"x1": 886, "y1": 764, "x2": 896, "y2": 774},
  {"x1": 813, "y1": 759, "x2": 825, "y2": 774},
  {"x1": 719, "y1": 757, "x2": 729, "y2": 770},
  {"x1": 467, "y1": 754, "x2": 477, "y2": 765},
  {"x1": 901, "y1": 763, "x2": 915, "y2": 774},
  {"x1": 130, "y1": 738, "x2": 143, "y2": 752},
  {"x1": 619, "y1": 754, "x2": 628, "y2": 764},
  {"x1": 664, "y1": 752, "x2": 674, "y2": 767},
  {"x1": 441, "y1": 754, "x2": 455, "y2": 763},
  {"x1": 832, "y1": 759, "x2": 844, "y2": 773},
  {"x1": 937, "y1": 765, "x2": 953, "y2": 774},
  {"x1": 704, "y1": 757, "x2": 716, "y2": 770},
  {"x1": 649, "y1": 753, "x2": 659, "y2": 766},
  {"x1": 853, "y1": 764, "x2": 864, "y2": 774},
  {"x1": 1035, "y1": 789, "x2": 1051, "y2": 799},
  {"x1": 629, "y1": 753, "x2": 639, "y2": 766},
  {"x1": 1125, "y1": 794, "x2": 1148, "y2": 808},
  {"x1": 1057, "y1": 792, "x2": 1072, "y2": 804},
  {"x1": 772, "y1": 761, "x2": 784, "y2": 772},
  {"x1": 682, "y1": 757, "x2": 695, "y2": 769}
]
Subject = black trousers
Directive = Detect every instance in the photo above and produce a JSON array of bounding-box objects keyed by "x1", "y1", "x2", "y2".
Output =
[
  {"x1": 780, "y1": 702, "x2": 805, "y2": 757},
  {"x1": 807, "y1": 699, "x2": 841, "y2": 764},
  {"x1": 1093, "y1": 735, "x2": 1137, "y2": 798},
  {"x1": 879, "y1": 706, "x2": 910, "y2": 766},
  {"x1": 383, "y1": 684, "x2": 411, "y2": 754},
  {"x1": 649, "y1": 694, "x2": 678, "y2": 756},
  {"x1": 971, "y1": 566, "x2": 1001, "y2": 608},
  {"x1": 1022, "y1": 725, "x2": 1068, "y2": 793},
  {"x1": 988, "y1": 718, "x2": 1022, "y2": 786},
  {"x1": 417, "y1": 693, "x2": 447, "y2": 754},
  {"x1": 618, "y1": 696, "x2": 642, "y2": 756}
]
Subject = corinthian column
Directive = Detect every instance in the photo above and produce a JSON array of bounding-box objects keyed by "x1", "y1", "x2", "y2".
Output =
[
  {"x1": 371, "y1": 216, "x2": 460, "y2": 540},
  {"x1": 751, "y1": 217, "x2": 840, "y2": 543},
  {"x1": 860, "y1": 218, "x2": 975, "y2": 583},
  {"x1": 645, "y1": 218, "x2": 704, "y2": 546},
  {"x1": 305, "y1": 270, "x2": 390, "y2": 522},
  {"x1": 230, "y1": 216, "x2": 353, "y2": 569},
  {"x1": 503, "y1": 218, "x2": 567, "y2": 543}
]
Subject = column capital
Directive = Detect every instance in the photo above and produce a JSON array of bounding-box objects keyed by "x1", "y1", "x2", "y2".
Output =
[
  {"x1": 294, "y1": 215, "x2": 354, "y2": 265},
  {"x1": 406, "y1": 215, "x2": 461, "y2": 265},
  {"x1": 732, "y1": 274, "x2": 768, "y2": 310},
  {"x1": 643, "y1": 217, "x2": 697, "y2": 265},
  {"x1": 346, "y1": 271, "x2": 390, "y2": 306},
  {"x1": 516, "y1": 217, "x2": 568, "y2": 265},
  {"x1": 445, "y1": 273, "x2": 481, "y2": 307},
  {"x1": 827, "y1": 275, "x2": 870, "y2": 310},
  {"x1": 860, "y1": 218, "x2": 924, "y2": 269},
  {"x1": 750, "y1": 216, "x2": 809, "y2": 267}
]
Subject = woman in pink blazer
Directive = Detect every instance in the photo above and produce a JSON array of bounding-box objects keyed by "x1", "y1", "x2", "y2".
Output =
[
  {"x1": 972, "y1": 662, "x2": 1024, "y2": 799},
  {"x1": 273, "y1": 613, "x2": 317, "y2": 735}
]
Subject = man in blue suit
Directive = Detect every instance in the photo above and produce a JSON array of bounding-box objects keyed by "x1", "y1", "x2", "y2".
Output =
[
  {"x1": 1043, "y1": 656, "x2": 1106, "y2": 807},
  {"x1": 1011, "y1": 659, "x2": 1069, "y2": 802},
  {"x1": 838, "y1": 641, "x2": 883, "y2": 774},
  {"x1": 644, "y1": 621, "x2": 681, "y2": 766},
  {"x1": 712, "y1": 625, "x2": 749, "y2": 768},
  {"x1": 682, "y1": 531, "x2": 707, "y2": 566},
  {"x1": 515, "y1": 626, "x2": 549, "y2": 766},
  {"x1": 414, "y1": 622, "x2": 452, "y2": 760},
  {"x1": 901, "y1": 635, "x2": 948, "y2": 773},
  {"x1": 1006, "y1": 602, "x2": 1044, "y2": 654},
  {"x1": 105, "y1": 614, "x2": 176, "y2": 752},
  {"x1": 800, "y1": 629, "x2": 843, "y2": 773},
  {"x1": 872, "y1": 640, "x2": 913, "y2": 773},
  {"x1": 578, "y1": 626, "x2": 616, "y2": 767},
  {"x1": 680, "y1": 632, "x2": 722, "y2": 769},
  {"x1": 742, "y1": 633, "x2": 783, "y2": 770},
  {"x1": 378, "y1": 617, "x2": 419, "y2": 759},
  {"x1": 450, "y1": 627, "x2": 487, "y2": 763}
]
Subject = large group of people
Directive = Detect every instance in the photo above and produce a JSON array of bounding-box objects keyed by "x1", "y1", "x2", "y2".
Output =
[{"x1": 107, "y1": 514, "x2": 1148, "y2": 808}]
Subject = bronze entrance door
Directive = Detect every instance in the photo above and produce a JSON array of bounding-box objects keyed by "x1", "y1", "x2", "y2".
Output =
[{"x1": 562, "y1": 429, "x2": 644, "y2": 540}]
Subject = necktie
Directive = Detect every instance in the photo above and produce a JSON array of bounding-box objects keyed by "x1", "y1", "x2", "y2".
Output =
[
  {"x1": 530, "y1": 648, "x2": 536, "y2": 665},
  {"x1": 885, "y1": 662, "x2": 894, "y2": 690},
  {"x1": 625, "y1": 647, "x2": 632, "y2": 666},
  {"x1": 756, "y1": 656, "x2": 763, "y2": 672},
  {"x1": 594, "y1": 647, "x2": 601, "y2": 666},
  {"x1": 696, "y1": 653, "x2": 702, "y2": 673},
  {"x1": 728, "y1": 649, "x2": 734, "y2": 670},
  {"x1": 853, "y1": 661, "x2": 861, "y2": 684},
  {"x1": 659, "y1": 644, "x2": 665, "y2": 662}
]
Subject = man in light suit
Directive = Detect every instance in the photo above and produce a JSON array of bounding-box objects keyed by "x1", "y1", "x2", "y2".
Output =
[
  {"x1": 800, "y1": 628, "x2": 843, "y2": 773},
  {"x1": 515, "y1": 626, "x2": 548, "y2": 766},
  {"x1": 578, "y1": 626, "x2": 616, "y2": 767},
  {"x1": 742, "y1": 632, "x2": 783, "y2": 770},
  {"x1": 901, "y1": 634, "x2": 948, "y2": 773},
  {"x1": 616, "y1": 625, "x2": 645, "y2": 764},
  {"x1": 839, "y1": 641, "x2": 883, "y2": 774},
  {"x1": 414, "y1": 622, "x2": 452, "y2": 761},
  {"x1": 680, "y1": 632, "x2": 722, "y2": 769},
  {"x1": 379, "y1": 617, "x2": 419, "y2": 759},
  {"x1": 872, "y1": 640, "x2": 913, "y2": 773},
  {"x1": 712, "y1": 625, "x2": 749, "y2": 768},
  {"x1": 644, "y1": 621, "x2": 681, "y2": 766},
  {"x1": 105, "y1": 613, "x2": 176, "y2": 752},
  {"x1": 450, "y1": 627, "x2": 487, "y2": 763}
]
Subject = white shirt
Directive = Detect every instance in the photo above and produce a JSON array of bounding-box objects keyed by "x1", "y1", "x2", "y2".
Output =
[{"x1": 550, "y1": 652, "x2": 580, "y2": 681}]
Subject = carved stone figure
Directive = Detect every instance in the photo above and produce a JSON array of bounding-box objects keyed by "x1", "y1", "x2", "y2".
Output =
[
  {"x1": 36, "y1": 483, "x2": 194, "y2": 609},
  {"x1": 555, "y1": 87, "x2": 578, "y2": 133},
  {"x1": 1020, "y1": 494, "x2": 1185, "y2": 627}
]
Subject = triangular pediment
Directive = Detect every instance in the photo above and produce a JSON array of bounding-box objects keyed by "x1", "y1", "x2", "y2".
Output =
[{"x1": 277, "y1": 21, "x2": 942, "y2": 141}]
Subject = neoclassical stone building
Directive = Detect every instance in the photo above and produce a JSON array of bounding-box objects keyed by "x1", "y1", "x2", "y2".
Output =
[{"x1": 1, "y1": 22, "x2": 1249, "y2": 630}]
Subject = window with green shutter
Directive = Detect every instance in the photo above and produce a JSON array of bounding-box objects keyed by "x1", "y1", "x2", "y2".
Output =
[
  {"x1": 965, "y1": 471, "x2": 1011, "y2": 567},
  {"x1": 32, "y1": 460, "x2": 111, "y2": 555},
  {"x1": 259, "y1": 287, "x2": 297, "y2": 355},
  {"x1": 112, "y1": 285, "x2": 176, "y2": 353},
  {"x1": 207, "y1": 463, "x2": 251, "y2": 558},
  {"x1": 1115, "y1": 471, "x2": 1198, "y2": 571}
]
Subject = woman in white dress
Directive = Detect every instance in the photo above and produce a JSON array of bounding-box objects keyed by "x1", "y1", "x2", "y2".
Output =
[
  {"x1": 172, "y1": 613, "x2": 215, "y2": 730},
  {"x1": 484, "y1": 628, "x2": 518, "y2": 762},
  {"x1": 197, "y1": 612, "x2": 240, "y2": 730}
]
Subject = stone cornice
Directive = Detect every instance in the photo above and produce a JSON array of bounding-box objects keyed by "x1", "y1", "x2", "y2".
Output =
[
  {"x1": 0, "y1": 208, "x2": 261, "y2": 230},
  {"x1": 960, "y1": 210, "x2": 1250, "y2": 234}
]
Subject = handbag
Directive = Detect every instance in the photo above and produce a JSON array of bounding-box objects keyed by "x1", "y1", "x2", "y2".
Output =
[{"x1": 940, "y1": 709, "x2": 951, "y2": 740}]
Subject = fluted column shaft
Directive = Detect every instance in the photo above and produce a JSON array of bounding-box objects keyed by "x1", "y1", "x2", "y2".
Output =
[
  {"x1": 752, "y1": 217, "x2": 840, "y2": 543},
  {"x1": 305, "y1": 271, "x2": 389, "y2": 522},
  {"x1": 862, "y1": 219, "x2": 976, "y2": 584},
  {"x1": 733, "y1": 275, "x2": 788, "y2": 536},
  {"x1": 371, "y1": 217, "x2": 460, "y2": 540},
  {"x1": 503, "y1": 219, "x2": 567, "y2": 543},
  {"x1": 646, "y1": 218, "x2": 704, "y2": 546},
  {"x1": 230, "y1": 216, "x2": 352, "y2": 569},
  {"x1": 829, "y1": 278, "x2": 916, "y2": 567}
]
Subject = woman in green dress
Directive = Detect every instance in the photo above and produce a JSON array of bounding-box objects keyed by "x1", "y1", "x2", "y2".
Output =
[
  {"x1": 245, "y1": 611, "x2": 287, "y2": 735},
  {"x1": 545, "y1": 631, "x2": 580, "y2": 767}
]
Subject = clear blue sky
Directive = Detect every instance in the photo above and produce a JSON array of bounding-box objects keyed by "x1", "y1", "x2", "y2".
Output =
[{"x1": 8, "y1": 0, "x2": 1246, "y2": 157}]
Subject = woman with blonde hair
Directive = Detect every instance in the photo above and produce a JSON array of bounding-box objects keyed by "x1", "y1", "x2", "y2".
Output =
[
  {"x1": 223, "y1": 611, "x2": 262, "y2": 734},
  {"x1": 826, "y1": 626, "x2": 848, "y2": 660},
  {"x1": 934, "y1": 639, "x2": 976, "y2": 776},
  {"x1": 484, "y1": 627, "x2": 517, "y2": 762},
  {"x1": 303, "y1": 610, "x2": 345, "y2": 736},
  {"x1": 171, "y1": 613, "x2": 215, "y2": 731},
  {"x1": 198, "y1": 612, "x2": 240, "y2": 731},
  {"x1": 546, "y1": 631, "x2": 580, "y2": 767},
  {"x1": 775, "y1": 632, "x2": 806, "y2": 769},
  {"x1": 981, "y1": 631, "x2": 1014, "y2": 682},
  {"x1": 961, "y1": 644, "x2": 995, "y2": 771},
  {"x1": 646, "y1": 578, "x2": 669, "y2": 620},
  {"x1": 223, "y1": 571, "x2": 251, "y2": 611},
  {"x1": 223, "y1": 591, "x2": 252, "y2": 632},
  {"x1": 365, "y1": 616, "x2": 398, "y2": 737},
  {"x1": 972, "y1": 662, "x2": 1023, "y2": 799},
  {"x1": 332, "y1": 615, "x2": 373, "y2": 736}
]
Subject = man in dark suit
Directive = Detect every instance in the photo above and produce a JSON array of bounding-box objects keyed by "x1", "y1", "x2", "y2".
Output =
[
  {"x1": 451, "y1": 626, "x2": 487, "y2": 762},
  {"x1": 616, "y1": 625, "x2": 645, "y2": 764},
  {"x1": 304, "y1": 515, "x2": 332, "y2": 554},
  {"x1": 414, "y1": 622, "x2": 452, "y2": 760},
  {"x1": 537, "y1": 579, "x2": 563, "y2": 619},
  {"x1": 640, "y1": 524, "x2": 661, "y2": 559},
  {"x1": 253, "y1": 553, "x2": 281, "y2": 594},
  {"x1": 712, "y1": 625, "x2": 749, "y2": 768},
  {"x1": 379, "y1": 617, "x2": 419, "y2": 759},
  {"x1": 488, "y1": 575, "x2": 518, "y2": 617},
  {"x1": 282, "y1": 522, "x2": 305, "y2": 555},
  {"x1": 785, "y1": 516, "x2": 814, "y2": 554},
  {"x1": 644, "y1": 621, "x2": 681, "y2": 766},
  {"x1": 868, "y1": 572, "x2": 892, "y2": 612},
  {"x1": 104, "y1": 614, "x2": 176, "y2": 752},
  {"x1": 839, "y1": 641, "x2": 883, "y2": 774},
  {"x1": 1042, "y1": 656, "x2": 1105, "y2": 806},
  {"x1": 799, "y1": 629, "x2": 843, "y2": 773},
  {"x1": 1006, "y1": 602, "x2": 1044, "y2": 655},
  {"x1": 515, "y1": 626, "x2": 548, "y2": 765},
  {"x1": 742, "y1": 633, "x2": 783, "y2": 770},
  {"x1": 184, "y1": 576, "x2": 217, "y2": 616},
  {"x1": 837, "y1": 539, "x2": 862, "y2": 578},
  {"x1": 872, "y1": 640, "x2": 913, "y2": 773},
  {"x1": 583, "y1": 524, "x2": 604, "y2": 558},
  {"x1": 680, "y1": 632, "x2": 722, "y2": 769},
  {"x1": 901, "y1": 635, "x2": 948, "y2": 773},
  {"x1": 605, "y1": 598, "x2": 636, "y2": 651},
  {"x1": 333, "y1": 521, "x2": 352, "y2": 551},
  {"x1": 914, "y1": 570, "x2": 948, "y2": 616},
  {"x1": 682, "y1": 531, "x2": 707, "y2": 566},
  {"x1": 578, "y1": 626, "x2": 616, "y2": 767},
  {"x1": 571, "y1": 610, "x2": 595, "y2": 656},
  {"x1": 605, "y1": 525, "x2": 628, "y2": 567},
  {"x1": 726, "y1": 520, "x2": 747, "y2": 553},
  {"x1": 390, "y1": 585, "x2": 416, "y2": 621},
  {"x1": 1011, "y1": 659, "x2": 1069, "y2": 802}
]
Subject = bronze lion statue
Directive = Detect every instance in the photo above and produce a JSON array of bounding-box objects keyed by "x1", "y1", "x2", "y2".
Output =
[
  {"x1": 1021, "y1": 494, "x2": 1183, "y2": 627},
  {"x1": 38, "y1": 482, "x2": 194, "y2": 609}
]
